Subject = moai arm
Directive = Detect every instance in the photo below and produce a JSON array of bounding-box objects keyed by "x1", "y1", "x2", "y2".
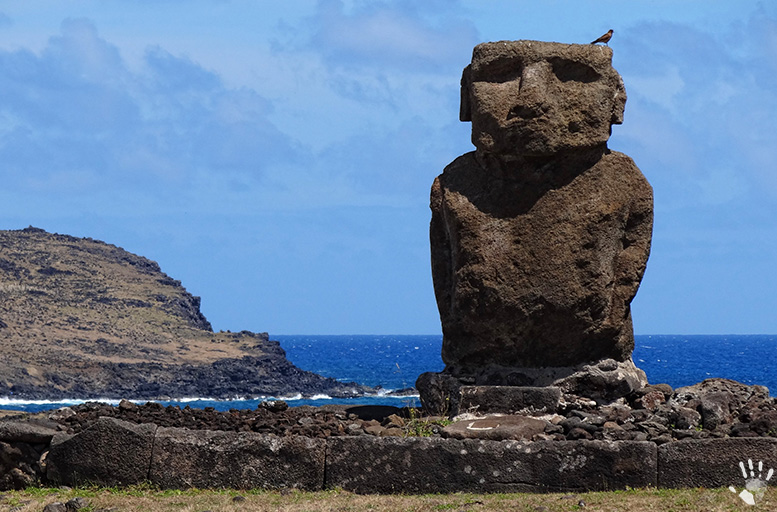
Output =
[
  {"x1": 429, "y1": 175, "x2": 453, "y2": 323},
  {"x1": 615, "y1": 172, "x2": 654, "y2": 312}
]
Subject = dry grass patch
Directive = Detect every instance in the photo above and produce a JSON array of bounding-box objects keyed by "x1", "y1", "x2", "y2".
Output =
[{"x1": 1, "y1": 486, "x2": 775, "y2": 512}]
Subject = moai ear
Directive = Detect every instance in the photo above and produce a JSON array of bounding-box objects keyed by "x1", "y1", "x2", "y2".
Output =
[
  {"x1": 611, "y1": 74, "x2": 627, "y2": 125},
  {"x1": 459, "y1": 65, "x2": 472, "y2": 122}
]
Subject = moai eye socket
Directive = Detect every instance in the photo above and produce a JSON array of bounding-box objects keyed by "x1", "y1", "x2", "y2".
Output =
[
  {"x1": 549, "y1": 57, "x2": 601, "y2": 83},
  {"x1": 473, "y1": 57, "x2": 524, "y2": 84}
]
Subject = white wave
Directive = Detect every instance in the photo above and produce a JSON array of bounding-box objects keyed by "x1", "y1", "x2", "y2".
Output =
[
  {"x1": 1, "y1": 391, "x2": 415, "y2": 408},
  {"x1": 278, "y1": 393, "x2": 303, "y2": 401},
  {"x1": 161, "y1": 397, "x2": 258, "y2": 403},
  {"x1": 364, "y1": 390, "x2": 420, "y2": 399},
  {"x1": 0, "y1": 396, "x2": 255, "y2": 407},
  {"x1": 0, "y1": 397, "x2": 132, "y2": 407},
  {"x1": 0, "y1": 397, "x2": 86, "y2": 406}
]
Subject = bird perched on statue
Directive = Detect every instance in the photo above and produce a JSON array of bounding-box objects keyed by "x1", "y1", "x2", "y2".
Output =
[{"x1": 591, "y1": 29, "x2": 613, "y2": 45}]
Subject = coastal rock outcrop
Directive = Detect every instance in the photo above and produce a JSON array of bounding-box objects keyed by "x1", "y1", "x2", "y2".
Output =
[
  {"x1": 419, "y1": 40, "x2": 652, "y2": 409},
  {"x1": 0, "y1": 227, "x2": 371, "y2": 400}
]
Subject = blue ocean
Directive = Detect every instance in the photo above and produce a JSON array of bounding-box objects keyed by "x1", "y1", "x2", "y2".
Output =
[{"x1": 2, "y1": 334, "x2": 776, "y2": 413}]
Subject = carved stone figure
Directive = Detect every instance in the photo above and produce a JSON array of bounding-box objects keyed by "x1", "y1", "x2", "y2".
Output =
[{"x1": 419, "y1": 40, "x2": 653, "y2": 410}]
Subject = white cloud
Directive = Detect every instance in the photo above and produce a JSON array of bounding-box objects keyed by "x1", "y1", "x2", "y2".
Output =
[
  {"x1": 0, "y1": 18, "x2": 298, "y2": 206},
  {"x1": 307, "y1": 0, "x2": 477, "y2": 72},
  {"x1": 616, "y1": 15, "x2": 777, "y2": 206},
  {"x1": 259, "y1": 0, "x2": 476, "y2": 151}
]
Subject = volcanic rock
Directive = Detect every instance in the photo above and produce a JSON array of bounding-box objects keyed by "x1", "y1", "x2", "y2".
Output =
[
  {"x1": 672, "y1": 378, "x2": 770, "y2": 432},
  {"x1": 0, "y1": 227, "x2": 371, "y2": 400},
  {"x1": 442, "y1": 415, "x2": 548, "y2": 441},
  {"x1": 46, "y1": 417, "x2": 157, "y2": 486},
  {"x1": 0, "y1": 420, "x2": 58, "y2": 444},
  {"x1": 0, "y1": 439, "x2": 40, "y2": 489},
  {"x1": 149, "y1": 426, "x2": 326, "y2": 490},
  {"x1": 430, "y1": 148, "x2": 653, "y2": 371},
  {"x1": 421, "y1": 40, "x2": 652, "y2": 408}
]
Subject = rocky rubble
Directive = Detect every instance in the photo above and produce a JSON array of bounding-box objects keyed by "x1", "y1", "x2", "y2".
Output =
[
  {"x1": 50, "y1": 400, "x2": 413, "y2": 439},
  {"x1": 30, "y1": 377, "x2": 777, "y2": 444},
  {"x1": 437, "y1": 378, "x2": 777, "y2": 444}
]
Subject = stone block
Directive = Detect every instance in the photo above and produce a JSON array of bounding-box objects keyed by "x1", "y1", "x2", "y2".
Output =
[
  {"x1": 658, "y1": 438, "x2": 777, "y2": 488},
  {"x1": 443, "y1": 415, "x2": 548, "y2": 441},
  {"x1": 46, "y1": 417, "x2": 157, "y2": 486},
  {"x1": 149, "y1": 427, "x2": 325, "y2": 490},
  {"x1": 326, "y1": 436, "x2": 655, "y2": 493},
  {"x1": 458, "y1": 386, "x2": 561, "y2": 414},
  {"x1": 0, "y1": 420, "x2": 58, "y2": 443}
]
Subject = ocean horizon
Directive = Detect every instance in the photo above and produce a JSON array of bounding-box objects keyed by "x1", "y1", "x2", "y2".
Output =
[{"x1": 3, "y1": 334, "x2": 776, "y2": 413}]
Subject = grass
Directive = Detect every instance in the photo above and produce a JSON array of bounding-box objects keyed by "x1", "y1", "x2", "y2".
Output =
[
  {"x1": 1, "y1": 486, "x2": 774, "y2": 512},
  {"x1": 403, "y1": 409, "x2": 453, "y2": 437}
]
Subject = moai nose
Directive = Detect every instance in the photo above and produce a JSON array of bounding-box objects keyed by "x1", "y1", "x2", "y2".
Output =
[
  {"x1": 508, "y1": 62, "x2": 551, "y2": 120},
  {"x1": 519, "y1": 62, "x2": 551, "y2": 93}
]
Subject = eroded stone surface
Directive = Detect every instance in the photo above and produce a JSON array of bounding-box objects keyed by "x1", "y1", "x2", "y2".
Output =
[
  {"x1": 326, "y1": 436, "x2": 656, "y2": 493},
  {"x1": 46, "y1": 417, "x2": 157, "y2": 486},
  {"x1": 149, "y1": 428, "x2": 325, "y2": 490},
  {"x1": 424, "y1": 40, "x2": 652, "y2": 402},
  {"x1": 442, "y1": 415, "x2": 549, "y2": 441},
  {"x1": 462, "y1": 41, "x2": 626, "y2": 156},
  {"x1": 431, "y1": 150, "x2": 652, "y2": 372},
  {"x1": 658, "y1": 438, "x2": 777, "y2": 488},
  {"x1": 419, "y1": 359, "x2": 646, "y2": 415},
  {"x1": 0, "y1": 420, "x2": 58, "y2": 444},
  {"x1": 458, "y1": 386, "x2": 562, "y2": 415}
]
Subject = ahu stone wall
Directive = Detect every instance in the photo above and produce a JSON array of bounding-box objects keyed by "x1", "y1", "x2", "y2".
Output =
[{"x1": 4, "y1": 416, "x2": 777, "y2": 493}]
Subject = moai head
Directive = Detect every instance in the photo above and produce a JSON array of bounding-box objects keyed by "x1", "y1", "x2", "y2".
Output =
[{"x1": 460, "y1": 41, "x2": 627, "y2": 157}]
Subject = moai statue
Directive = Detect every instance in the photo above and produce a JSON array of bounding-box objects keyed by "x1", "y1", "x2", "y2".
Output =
[{"x1": 418, "y1": 40, "x2": 653, "y2": 415}]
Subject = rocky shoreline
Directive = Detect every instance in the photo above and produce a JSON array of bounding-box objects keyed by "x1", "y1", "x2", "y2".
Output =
[{"x1": 3, "y1": 347, "x2": 378, "y2": 402}]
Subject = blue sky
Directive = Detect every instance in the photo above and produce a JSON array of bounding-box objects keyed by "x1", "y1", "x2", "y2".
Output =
[{"x1": 1, "y1": 1, "x2": 776, "y2": 335}]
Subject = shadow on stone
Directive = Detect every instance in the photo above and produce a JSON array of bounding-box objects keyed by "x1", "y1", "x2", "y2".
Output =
[
  {"x1": 46, "y1": 417, "x2": 156, "y2": 487},
  {"x1": 149, "y1": 427, "x2": 325, "y2": 490}
]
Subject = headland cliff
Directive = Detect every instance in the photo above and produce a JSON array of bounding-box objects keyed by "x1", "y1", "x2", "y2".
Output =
[{"x1": 0, "y1": 226, "x2": 370, "y2": 400}]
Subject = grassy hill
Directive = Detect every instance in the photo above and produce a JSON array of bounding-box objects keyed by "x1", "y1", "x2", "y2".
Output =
[{"x1": 0, "y1": 226, "x2": 368, "y2": 400}]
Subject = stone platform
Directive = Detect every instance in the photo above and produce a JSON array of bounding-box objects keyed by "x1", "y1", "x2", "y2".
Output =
[
  {"x1": 6, "y1": 416, "x2": 777, "y2": 493},
  {"x1": 417, "y1": 359, "x2": 647, "y2": 416}
]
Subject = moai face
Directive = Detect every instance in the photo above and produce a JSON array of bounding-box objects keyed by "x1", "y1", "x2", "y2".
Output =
[{"x1": 461, "y1": 41, "x2": 626, "y2": 157}]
